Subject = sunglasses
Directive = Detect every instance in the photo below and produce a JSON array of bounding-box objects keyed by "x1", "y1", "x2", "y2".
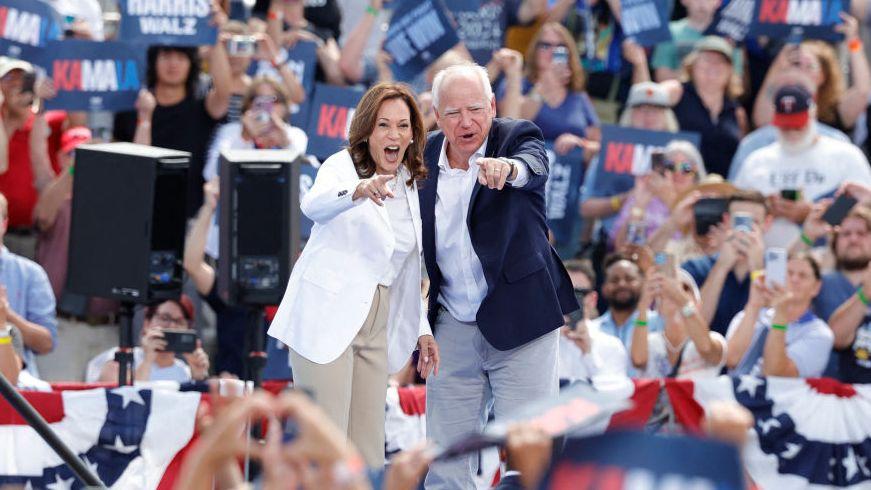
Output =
[
  {"x1": 664, "y1": 160, "x2": 696, "y2": 175},
  {"x1": 536, "y1": 41, "x2": 568, "y2": 51},
  {"x1": 573, "y1": 287, "x2": 592, "y2": 299}
]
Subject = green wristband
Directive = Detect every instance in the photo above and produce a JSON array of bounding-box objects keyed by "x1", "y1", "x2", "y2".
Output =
[
  {"x1": 634, "y1": 319, "x2": 648, "y2": 327},
  {"x1": 800, "y1": 232, "x2": 813, "y2": 246},
  {"x1": 858, "y1": 286, "x2": 870, "y2": 306},
  {"x1": 365, "y1": 5, "x2": 379, "y2": 16},
  {"x1": 771, "y1": 323, "x2": 788, "y2": 331},
  {"x1": 68, "y1": 165, "x2": 74, "y2": 176}
]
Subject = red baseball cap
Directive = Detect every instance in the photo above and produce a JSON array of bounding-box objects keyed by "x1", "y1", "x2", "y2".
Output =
[
  {"x1": 59, "y1": 126, "x2": 92, "y2": 155},
  {"x1": 772, "y1": 85, "x2": 813, "y2": 130}
]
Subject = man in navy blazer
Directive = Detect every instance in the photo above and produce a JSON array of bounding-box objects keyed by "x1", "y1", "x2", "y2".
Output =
[{"x1": 419, "y1": 63, "x2": 578, "y2": 488}]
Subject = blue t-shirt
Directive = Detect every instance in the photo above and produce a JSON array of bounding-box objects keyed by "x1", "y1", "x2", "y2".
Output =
[
  {"x1": 812, "y1": 271, "x2": 855, "y2": 379},
  {"x1": 497, "y1": 79, "x2": 600, "y2": 140},
  {"x1": 839, "y1": 313, "x2": 871, "y2": 383},
  {"x1": 681, "y1": 254, "x2": 750, "y2": 337}
]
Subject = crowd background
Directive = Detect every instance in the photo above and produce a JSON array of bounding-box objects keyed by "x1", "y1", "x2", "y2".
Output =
[{"x1": 4, "y1": 0, "x2": 871, "y2": 487}]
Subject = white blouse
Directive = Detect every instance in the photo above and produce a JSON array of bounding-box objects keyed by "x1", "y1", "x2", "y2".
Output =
[{"x1": 379, "y1": 174, "x2": 416, "y2": 287}]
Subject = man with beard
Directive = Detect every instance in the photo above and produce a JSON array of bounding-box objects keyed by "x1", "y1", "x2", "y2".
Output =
[
  {"x1": 733, "y1": 85, "x2": 871, "y2": 248},
  {"x1": 595, "y1": 255, "x2": 663, "y2": 375},
  {"x1": 800, "y1": 205, "x2": 871, "y2": 379}
]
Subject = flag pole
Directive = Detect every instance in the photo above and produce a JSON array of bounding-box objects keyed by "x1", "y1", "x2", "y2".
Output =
[{"x1": 0, "y1": 371, "x2": 106, "y2": 488}]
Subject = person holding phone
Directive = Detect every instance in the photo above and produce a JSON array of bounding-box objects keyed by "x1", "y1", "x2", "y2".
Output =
[
  {"x1": 734, "y1": 84, "x2": 871, "y2": 249},
  {"x1": 503, "y1": 22, "x2": 600, "y2": 153},
  {"x1": 725, "y1": 252, "x2": 833, "y2": 377},
  {"x1": 87, "y1": 296, "x2": 210, "y2": 383},
  {"x1": 632, "y1": 269, "x2": 726, "y2": 379},
  {"x1": 558, "y1": 260, "x2": 629, "y2": 384},
  {"x1": 204, "y1": 76, "x2": 308, "y2": 182},
  {"x1": 268, "y1": 83, "x2": 438, "y2": 468},
  {"x1": 682, "y1": 191, "x2": 773, "y2": 336},
  {"x1": 611, "y1": 140, "x2": 706, "y2": 249}
]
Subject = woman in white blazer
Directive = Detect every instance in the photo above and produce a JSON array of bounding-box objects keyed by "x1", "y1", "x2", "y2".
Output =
[{"x1": 268, "y1": 83, "x2": 439, "y2": 467}]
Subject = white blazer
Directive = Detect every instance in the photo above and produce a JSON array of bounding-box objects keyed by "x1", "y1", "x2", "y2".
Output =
[{"x1": 268, "y1": 150, "x2": 431, "y2": 373}]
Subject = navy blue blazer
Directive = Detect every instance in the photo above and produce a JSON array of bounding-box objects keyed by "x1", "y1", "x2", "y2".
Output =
[{"x1": 419, "y1": 118, "x2": 579, "y2": 351}]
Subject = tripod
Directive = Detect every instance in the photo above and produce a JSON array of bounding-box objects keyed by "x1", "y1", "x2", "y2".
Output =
[{"x1": 114, "y1": 302, "x2": 136, "y2": 386}]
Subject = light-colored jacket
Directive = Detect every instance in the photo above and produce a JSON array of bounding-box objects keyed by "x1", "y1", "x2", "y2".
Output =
[{"x1": 268, "y1": 150, "x2": 430, "y2": 373}]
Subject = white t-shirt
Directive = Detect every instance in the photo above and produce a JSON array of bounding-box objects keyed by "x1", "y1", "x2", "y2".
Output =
[
  {"x1": 85, "y1": 347, "x2": 192, "y2": 383},
  {"x1": 639, "y1": 331, "x2": 727, "y2": 380},
  {"x1": 734, "y1": 135, "x2": 871, "y2": 247},
  {"x1": 558, "y1": 326, "x2": 629, "y2": 383}
]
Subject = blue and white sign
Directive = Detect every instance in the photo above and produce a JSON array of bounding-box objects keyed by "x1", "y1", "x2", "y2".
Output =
[
  {"x1": 385, "y1": 0, "x2": 460, "y2": 82},
  {"x1": 118, "y1": 0, "x2": 218, "y2": 46},
  {"x1": 0, "y1": 0, "x2": 62, "y2": 63},
  {"x1": 621, "y1": 0, "x2": 673, "y2": 47},
  {"x1": 305, "y1": 83, "x2": 364, "y2": 161},
  {"x1": 593, "y1": 125, "x2": 700, "y2": 196},
  {"x1": 43, "y1": 40, "x2": 145, "y2": 112},
  {"x1": 709, "y1": 0, "x2": 755, "y2": 42},
  {"x1": 747, "y1": 0, "x2": 850, "y2": 41},
  {"x1": 544, "y1": 143, "x2": 585, "y2": 247}
]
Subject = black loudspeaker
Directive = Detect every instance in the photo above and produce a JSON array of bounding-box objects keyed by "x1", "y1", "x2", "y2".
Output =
[
  {"x1": 67, "y1": 143, "x2": 190, "y2": 303},
  {"x1": 218, "y1": 149, "x2": 302, "y2": 306}
]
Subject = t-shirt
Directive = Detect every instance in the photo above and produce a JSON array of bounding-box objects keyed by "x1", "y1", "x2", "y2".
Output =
[
  {"x1": 734, "y1": 135, "x2": 871, "y2": 248},
  {"x1": 651, "y1": 20, "x2": 743, "y2": 75},
  {"x1": 113, "y1": 95, "x2": 221, "y2": 217},
  {"x1": 558, "y1": 326, "x2": 629, "y2": 382},
  {"x1": 0, "y1": 111, "x2": 65, "y2": 228},
  {"x1": 681, "y1": 254, "x2": 751, "y2": 337},
  {"x1": 838, "y1": 313, "x2": 871, "y2": 383},
  {"x1": 85, "y1": 346, "x2": 191, "y2": 383},
  {"x1": 444, "y1": 0, "x2": 525, "y2": 65},
  {"x1": 726, "y1": 308, "x2": 833, "y2": 377},
  {"x1": 813, "y1": 271, "x2": 856, "y2": 322},
  {"x1": 639, "y1": 331, "x2": 727, "y2": 380},
  {"x1": 673, "y1": 82, "x2": 741, "y2": 178},
  {"x1": 496, "y1": 79, "x2": 600, "y2": 139}
]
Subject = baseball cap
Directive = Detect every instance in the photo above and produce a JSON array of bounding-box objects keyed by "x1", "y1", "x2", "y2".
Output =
[
  {"x1": 0, "y1": 57, "x2": 33, "y2": 79},
  {"x1": 692, "y1": 36, "x2": 734, "y2": 61},
  {"x1": 772, "y1": 84, "x2": 813, "y2": 130},
  {"x1": 60, "y1": 127, "x2": 92, "y2": 155},
  {"x1": 626, "y1": 82, "x2": 671, "y2": 108}
]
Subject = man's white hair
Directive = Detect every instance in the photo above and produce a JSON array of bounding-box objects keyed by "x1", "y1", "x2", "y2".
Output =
[{"x1": 431, "y1": 62, "x2": 493, "y2": 111}]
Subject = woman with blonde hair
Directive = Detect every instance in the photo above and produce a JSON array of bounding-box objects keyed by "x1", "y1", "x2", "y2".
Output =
[
  {"x1": 753, "y1": 14, "x2": 871, "y2": 133},
  {"x1": 268, "y1": 82, "x2": 439, "y2": 467}
]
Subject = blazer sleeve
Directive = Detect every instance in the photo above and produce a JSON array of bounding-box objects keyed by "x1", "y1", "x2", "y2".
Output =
[
  {"x1": 418, "y1": 299, "x2": 433, "y2": 337},
  {"x1": 300, "y1": 151, "x2": 366, "y2": 224},
  {"x1": 503, "y1": 119, "x2": 549, "y2": 192}
]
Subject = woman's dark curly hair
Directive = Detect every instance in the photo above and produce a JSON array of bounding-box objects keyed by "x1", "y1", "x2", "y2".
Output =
[{"x1": 347, "y1": 82, "x2": 428, "y2": 187}]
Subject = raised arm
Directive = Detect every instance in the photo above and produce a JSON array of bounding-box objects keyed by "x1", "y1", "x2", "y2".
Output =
[
  {"x1": 338, "y1": 0, "x2": 382, "y2": 84},
  {"x1": 836, "y1": 14, "x2": 871, "y2": 130},
  {"x1": 184, "y1": 180, "x2": 219, "y2": 296},
  {"x1": 206, "y1": 21, "x2": 233, "y2": 120}
]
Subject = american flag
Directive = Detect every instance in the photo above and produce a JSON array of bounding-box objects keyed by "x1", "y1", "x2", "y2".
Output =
[{"x1": 0, "y1": 387, "x2": 201, "y2": 489}]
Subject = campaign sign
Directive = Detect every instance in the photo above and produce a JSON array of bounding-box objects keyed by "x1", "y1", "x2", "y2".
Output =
[
  {"x1": 43, "y1": 40, "x2": 145, "y2": 111},
  {"x1": 385, "y1": 0, "x2": 460, "y2": 82},
  {"x1": 594, "y1": 125, "x2": 701, "y2": 196},
  {"x1": 545, "y1": 143, "x2": 585, "y2": 247},
  {"x1": 118, "y1": 0, "x2": 218, "y2": 46},
  {"x1": 253, "y1": 40, "x2": 318, "y2": 96},
  {"x1": 541, "y1": 431, "x2": 745, "y2": 489},
  {"x1": 621, "y1": 0, "x2": 673, "y2": 47},
  {"x1": 709, "y1": 0, "x2": 755, "y2": 41},
  {"x1": 0, "y1": 0, "x2": 62, "y2": 63},
  {"x1": 305, "y1": 83, "x2": 364, "y2": 161},
  {"x1": 747, "y1": 0, "x2": 850, "y2": 41}
]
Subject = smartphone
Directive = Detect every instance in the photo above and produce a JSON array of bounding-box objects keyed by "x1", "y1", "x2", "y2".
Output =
[
  {"x1": 654, "y1": 252, "x2": 676, "y2": 278},
  {"x1": 821, "y1": 194, "x2": 858, "y2": 226},
  {"x1": 160, "y1": 329, "x2": 198, "y2": 353},
  {"x1": 252, "y1": 95, "x2": 275, "y2": 124},
  {"x1": 227, "y1": 35, "x2": 257, "y2": 56},
  {"x1": 732, "y1": 212, "x2": 754, "y2": 233},
  {"x1": 551, "y1": 46, "x2": 569, "y2": 65},
  {"x1": 650, "y1": 150, "x2": 667, "y2": 176},
  {"x1": 626, "y1": 221, "x2": 646, "y2": 245},
  {"x1": 693, "y1": 197, "x2": 728, "y2": 236},
  {"x1": 568, "y1": 289, "x2": 588, "y2": 328},
  {"x1": 780, "y1": 189, "x2": 801, "y2": 201},
  {"x1": 764, "y1": 248, "x2": 788, "y2": 288}
]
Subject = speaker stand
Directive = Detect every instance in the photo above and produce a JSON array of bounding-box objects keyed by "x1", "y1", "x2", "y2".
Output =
[
  {"x1": 114, "y1": 302, "x2": 136, "y2": 386},
  {"x1": 244, "y1": 306, "x2": 267, "y2": 388}
]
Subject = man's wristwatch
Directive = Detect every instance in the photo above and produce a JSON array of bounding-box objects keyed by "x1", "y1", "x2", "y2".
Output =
[
  {"x1": 680, "y1": 302, "x2": 697, "y2": 319},
  {"x1": 498, "y1": 157, "x2": 518, "y2": 182}
]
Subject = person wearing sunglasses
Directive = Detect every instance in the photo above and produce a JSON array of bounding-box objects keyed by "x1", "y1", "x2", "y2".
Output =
[{"x1": 611, "y1": 140, "x2": 706, "y2": 250}]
